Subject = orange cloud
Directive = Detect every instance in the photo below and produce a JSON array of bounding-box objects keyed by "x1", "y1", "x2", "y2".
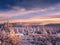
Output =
[{"x1": 2, "y1": 18, "x2": 59, "y2": 24}]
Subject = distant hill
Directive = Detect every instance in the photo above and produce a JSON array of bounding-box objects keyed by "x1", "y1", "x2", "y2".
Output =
[{"x1": 0, "y1": 22, "x2": 60, "y2": 27}]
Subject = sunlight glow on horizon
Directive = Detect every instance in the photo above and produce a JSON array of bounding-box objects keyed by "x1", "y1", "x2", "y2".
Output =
[{"x1": 0, "y1": 18, "x2": 60, "y2": 25}]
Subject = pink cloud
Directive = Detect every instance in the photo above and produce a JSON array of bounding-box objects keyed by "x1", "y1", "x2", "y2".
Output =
[{"x1": 0, "y1": 7, "x2": 56, "y2": 18}]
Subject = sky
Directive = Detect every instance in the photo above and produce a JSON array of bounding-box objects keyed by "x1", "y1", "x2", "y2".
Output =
[{"x1": 0, "y1": 0, "x2": 60, "y2": 22}]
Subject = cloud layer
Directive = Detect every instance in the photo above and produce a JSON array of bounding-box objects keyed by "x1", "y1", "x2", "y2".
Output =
[{"x1": 0, "y1": 0, "x2": 60, "y2": 21}]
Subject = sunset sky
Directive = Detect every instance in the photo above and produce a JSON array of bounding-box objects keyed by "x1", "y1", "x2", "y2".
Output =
[{"x1": 0, "y1": 0, "x2": 60, "y2": 22}]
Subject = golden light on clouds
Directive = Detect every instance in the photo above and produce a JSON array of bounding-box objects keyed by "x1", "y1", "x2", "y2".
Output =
[
  {"x1": 1, "y1": 18, "x2": 59, "y2": 25},
  {"x1": 0, "y1": 7, "x2": 60, "y2": 25}
]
